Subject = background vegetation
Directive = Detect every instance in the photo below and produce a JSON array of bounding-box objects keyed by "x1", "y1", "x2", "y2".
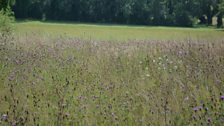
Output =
[{"x1": 4, "y1": 0, "x2": 224, "y2": 27}]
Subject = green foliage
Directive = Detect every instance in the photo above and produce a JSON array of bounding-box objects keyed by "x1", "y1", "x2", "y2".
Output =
[
  {"x1": 174, "y1": 2, "x2": 194, "y2": 27},
  {"x1": 217, "y1": 0, "x2": 224, "y2": 27},
  {"x1": 0, "y1": 8, "x2": 14, "y2": 34},
  {"x1": 12, "y1": 0, "x2": 224, "y2": 27},
  {"x1": 0, "y1": 0, "x2": 15, "y2": 9},
  {"x1": 220, "y1": 0, "x2": 224, "y2": 13}
]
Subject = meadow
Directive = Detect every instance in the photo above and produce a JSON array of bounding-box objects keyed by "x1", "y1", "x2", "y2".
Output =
[
  {"x1": 15, "y1": 21, "x2": 224, "y2": 41},
  {"x1": 0, "y1": 22, "x2": 224, "y2": 126}
]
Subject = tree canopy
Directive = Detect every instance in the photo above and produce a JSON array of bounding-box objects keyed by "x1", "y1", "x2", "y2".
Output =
[
  {"x1": 0, "y1": 0, "x2": 15, "y2": 9},
  {"x1": 1, "y1": 0, "x2": 224, "y2": 27}
]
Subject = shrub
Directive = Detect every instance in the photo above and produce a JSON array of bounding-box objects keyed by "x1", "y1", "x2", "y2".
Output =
[
  {"x1": 0, "y1": 8, "x2": 14, "y2": 47},
  {"x1": 0, "y1": 7, "x2": 14, "y2": 34}
]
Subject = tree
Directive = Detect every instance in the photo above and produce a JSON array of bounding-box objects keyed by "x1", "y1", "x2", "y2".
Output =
[
  {"x1": 217, "y1": 0, "x2": 224, "y2": 27},
  {"x1": 199, "y1": 0, "x2": 218, "y2": 25},
  {"x1": 10, "y1": 0, "x2": 222, "y2": 27},
  {"x1": 0, "y1": 0, "x2": 15, "y2": 10},
  {"x1": 150, "y1": 0, "x2": 165, "y2": 25}
]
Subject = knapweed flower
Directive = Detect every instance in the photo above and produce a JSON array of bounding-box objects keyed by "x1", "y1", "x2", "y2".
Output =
[
  {"x1": 193, "y1": 106, "x2": 203, "y2": 112},
  {"x1": 221, "y1": 96, "x2": 224, "y2": 101},
  {"x1": 11, "y1": 121, "x2": 17, "y2": 126},
  {"x1": 207, "y1": 118, "x2": 212, "y2": 124},
  {"x1": 1, "y1": 114, "x2": 7, "y2": 121}
]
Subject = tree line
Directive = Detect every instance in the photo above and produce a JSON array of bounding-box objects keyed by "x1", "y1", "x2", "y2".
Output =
[{"x1": 1, "y1": 0, "x2": 224, "y2": 27}]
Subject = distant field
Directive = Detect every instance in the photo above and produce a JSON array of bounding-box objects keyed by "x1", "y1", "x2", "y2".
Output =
[{"x1": 15, "y1": 21, "x2": 224, "y2": 41}]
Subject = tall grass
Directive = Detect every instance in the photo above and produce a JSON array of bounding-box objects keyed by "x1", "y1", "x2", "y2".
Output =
[{"x1": 0, "y1": 33, "x2": 224, "y2": 126}]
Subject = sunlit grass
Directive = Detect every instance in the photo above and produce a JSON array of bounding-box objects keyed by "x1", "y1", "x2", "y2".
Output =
[{"x1": 14, "y1": 21, "x2": 224, "y2": 41}]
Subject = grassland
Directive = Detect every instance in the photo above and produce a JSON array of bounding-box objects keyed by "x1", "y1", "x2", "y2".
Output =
[
  {"x1": 0, "y1": 22, "x2": 224, "y2": 126},
  {"x1": 15, "y1": 21, "x2": 224, "y2": 41}
]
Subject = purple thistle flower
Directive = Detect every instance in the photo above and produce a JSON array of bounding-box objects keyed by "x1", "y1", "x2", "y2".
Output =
[
  {"x1": 208, "y1": 118, "x2": 211, "y2": 121},
  {"x1": 1, "y1": 114, "x2": 7, "y2": 121},
  {"x1": 221, "y1": 96, "x2": 224, "y2": 101},
  {"x1": 193, "y1": 107, "x2": 198, "y2": 111},
  {"x1": 193, "y1": 106, "x2": 203, "y2": 112},
  {"x1": 11, "y1": 121, "x2": 17, "y2": 126},
  {"x1": 207, "y1": 118, "x2": 212, "y2": 124}
]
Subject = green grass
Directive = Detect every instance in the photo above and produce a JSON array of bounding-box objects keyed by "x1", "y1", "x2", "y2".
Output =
[{"x1": 14, "y1": 21, "x2": 224, "y2": 41}]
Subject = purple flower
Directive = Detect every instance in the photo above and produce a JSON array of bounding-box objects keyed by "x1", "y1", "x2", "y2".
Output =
[
  {"x1": 193, "y1": 107, "x2": 198, "y2": 111},
  {"x1": 1, "y1": 114, "x2": 7, "y2": 121},
  {"x1": 221, "y1": 96, "x2": 224, "y2": 101},
  {"x1": 208, "y1": 118, "x2": 211, "y2": 121},
  {"x1": 207, "y1": 118, "x2": 212, "y2": 124},
  {"x1": 11, "y1": 121, "x2": 17, "y2": 126},
  {"x1": 193, "y1": 106, "x2": 203, "y2": 112}
]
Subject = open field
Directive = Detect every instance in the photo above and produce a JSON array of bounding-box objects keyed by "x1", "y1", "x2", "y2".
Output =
[
  {"x1": 15, "y1": 21, "x2": 224, "y2": 41},
  {"x1": 1, "y1": 0, "x2": 224, "y2": 125},
  {"x1": 2, "y1": 0, "x2": 224, "y2": 124},
  {"x1": 0, "y1": 29, "x2": 224, "y2": 125}
]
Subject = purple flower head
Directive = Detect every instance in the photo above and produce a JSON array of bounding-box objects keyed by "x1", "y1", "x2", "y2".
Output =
[
  {"x1": 1, "y1": 114, "x2": 7, "y2": 121},
  {"x1": 208, "y1": 118, "x2": 211, "y2": 122},
  {"x1": 193, "y1": 107, "x2": 198, "y2": 111},
  {"x1": 193, "y1": 106, "x2": 203, "y2": 112},
  {"x1": 207, "y1": 118, "x2": 212, "y2": 124},
  {"x1": 11, "y1": 121, "x2": 17, "y2": 126},
  {"x1": 221, "y1": 96, "x2": 224, "y2": 101}
]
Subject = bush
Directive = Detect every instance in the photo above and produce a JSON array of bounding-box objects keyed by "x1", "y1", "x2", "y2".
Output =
[
  {"x1": 0, "y1": 8, "x2": 14, "y2": 34},
  {"x1": 0, "y1": 8, "x2": 14, "y2": 49}
]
